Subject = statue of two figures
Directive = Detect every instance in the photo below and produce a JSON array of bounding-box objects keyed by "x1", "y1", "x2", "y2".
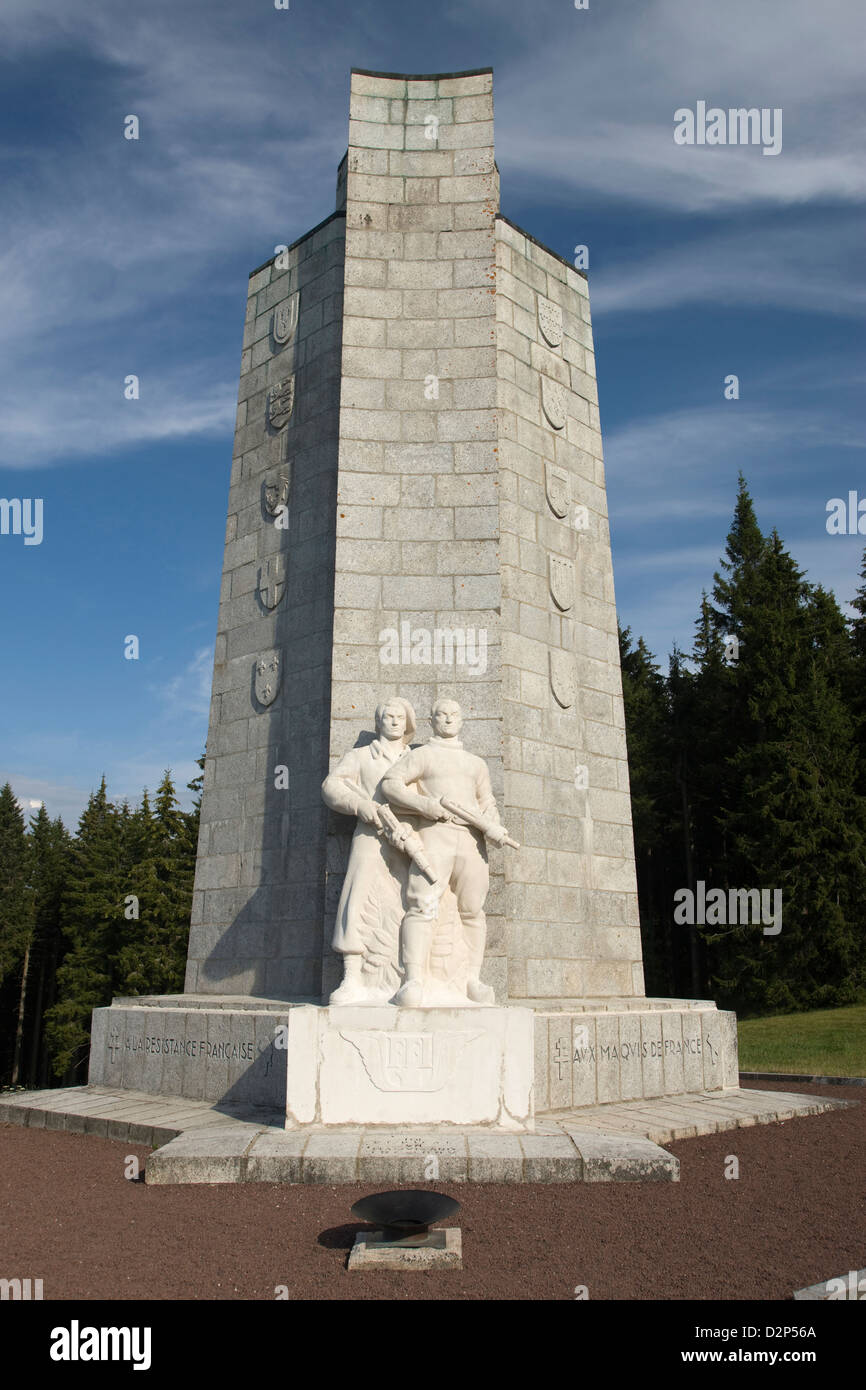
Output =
[{"x1": 322, "y1": 697, "x2": 518, "y2": 1008}]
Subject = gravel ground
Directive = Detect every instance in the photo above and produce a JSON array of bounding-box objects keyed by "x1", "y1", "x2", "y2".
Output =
[{"x1": 0, "y1": 1081, "x2": 862, "y2": 1302}]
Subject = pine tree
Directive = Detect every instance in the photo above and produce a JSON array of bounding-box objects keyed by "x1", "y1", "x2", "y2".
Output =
[
  {"x1": 20, "y1": 808, "x2": 70, "y2": 1085},
  {"x1": 708, "y1": 521, "x2": 866, "y2": 1012},
  {"x1": 618, "y1": 627, "x2": 676, "y2": 993},
  {"x1": 114, "y1": 773, "x2": 190, "y2": 997},
  {"x1": 849, "y1": 548, "x2": 866, "y2": 795},
  {"x1": 0, "y1": 784, "x2": 32, "y2": 985},
  {"x1": 0, "y1": 784, "x2": 34, "y2": 1083},
  {"x1": 44, "y1": 779, "x2": 127, "y2": 1081}
]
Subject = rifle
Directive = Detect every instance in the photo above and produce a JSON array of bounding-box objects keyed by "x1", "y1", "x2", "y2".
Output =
[
  {"x1": 376, "y1": 804, "x2": 440, "y2": 884},
  {"x1": 438, "y1": 797, "x2": 520, "y2": 849}
]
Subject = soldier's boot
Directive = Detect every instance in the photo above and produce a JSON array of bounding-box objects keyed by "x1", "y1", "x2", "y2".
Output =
[{"x1": 392, "y1": 912, "x2": 433, "y2": 1007}]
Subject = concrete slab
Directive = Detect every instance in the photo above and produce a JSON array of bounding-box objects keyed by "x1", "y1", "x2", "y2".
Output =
[
  {"x1": 518, "y1": 1134, "x2": 583, "y2": 1182},
  {"x1": 348, "y1": 1228, "x2": 462, "y2": 1270},
  {"x1": 467, "y1": 1132, "x2": 524, "y2": 1182},
  {"x1": 552, "y1": 1088, "x2": 850, "y2": 1145},
  {"x1": 563, "y1": 1129, "x2": 679, "y2": 1182},
  {"x1": 793, "y1": 1269, "x2": 866, "y2": 1301}
]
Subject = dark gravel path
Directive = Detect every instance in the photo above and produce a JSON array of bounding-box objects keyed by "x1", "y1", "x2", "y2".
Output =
[{"x1": 1, "y1": 1081, "x2": 861, "y2": 1301}]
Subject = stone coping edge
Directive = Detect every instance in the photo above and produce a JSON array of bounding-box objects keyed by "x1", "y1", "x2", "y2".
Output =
[
  {"x1": 497, "y1": 214, "x2": 589, "y2": 282},
  {"x1": 351, "y1": 67, "x2": 494, "y2": 81},
  {"x1": 740, "y1": 1071, "x2": 866, "y2": 1087},
  {"x1": 249, "y1": 211, "x2": 346, "y2": 278}
]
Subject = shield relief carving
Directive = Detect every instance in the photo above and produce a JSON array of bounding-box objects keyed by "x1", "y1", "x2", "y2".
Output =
[
  {"x1": 537, "y1": 294, "x2": 563, "y2": 348},
  {"x1": 545, "y1": 462, "x2": 570, "y2": 519},
  {"x1": 549, "y1": 650, "x2": 575, "y2": 709},
  {"x1": 268, "y1": 376, "x2": 295, "y2": 430},
  {"x1": 549, "y1": 554, "x2": 575, "y2": 611},
  {"x1": 254, "y1": 650, "x2": 282, "y2": 708},
  {"x1": 272, "y1": 291, "x2": 299, "y2": 346},
  {"x1": 541, "y1": 374, "x2": 567, "y2": 430},
  {"x1": 262, "y1": 468, "x2": 291, "y2": 518},
  {"x1": 258, "y1": 555, "x2": 286, "y2": 610}
]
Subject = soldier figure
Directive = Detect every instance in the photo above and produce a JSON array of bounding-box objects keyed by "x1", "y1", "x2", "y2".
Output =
[{"x1": 381, "y1": 698, "x2": 510, "y2": 1007}]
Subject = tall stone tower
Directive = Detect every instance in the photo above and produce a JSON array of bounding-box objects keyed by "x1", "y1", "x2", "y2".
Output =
[
  {"x1": 185, "y1": 65, "x2": 643, "y2": 1009},
  {"x1": 87, "y1": 69, "x2": 737, "y2": 1119}
]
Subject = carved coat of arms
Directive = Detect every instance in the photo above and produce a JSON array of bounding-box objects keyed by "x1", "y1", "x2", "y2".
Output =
[
  {"x1": 258, "y1": 555, "x2": 286, "y2": 610},
  {"x1": 268, "y1": 376, "x2": 295, "y2": 430},
  {"x1": 263, "y1": 470, "x2": 291, "y2": 517},
  {"x1": 549, "y1": 650, "x2": 575, "y2": 709},
  {"x1": 254, "y1": 650, "x2": 282, "y2": 707},
  {"x1": 545, "y1": 462, "x2": 570, "y2": 519},
  {"x1": 272, "y1": 292, "x2": 299, "y2": 346},
  {"x1": 538, "y1": 295, "x2": 563, "y2": 348},
  {"x1": 549, "y1": 554, "x2": 575, "y2": 611},
  {"x1": 541, "y1": 375, "x2": 567, "y2": 431}
]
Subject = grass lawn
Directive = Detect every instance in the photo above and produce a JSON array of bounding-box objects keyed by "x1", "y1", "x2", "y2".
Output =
[{"x1": 736, "y1": 1002, "x2": 866, "y2": 1077}]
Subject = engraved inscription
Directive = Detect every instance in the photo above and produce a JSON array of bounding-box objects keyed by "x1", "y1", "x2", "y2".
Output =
[
  {"x1": 108, "y1": 1033, "x2": 258, "y2": 1063},
  {"x1": 571, "y1": 1037, "x2": 703, "y2": 1065}
]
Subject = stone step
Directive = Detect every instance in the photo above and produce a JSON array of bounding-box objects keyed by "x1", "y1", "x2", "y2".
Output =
[{"x1": 1, "y1": 1083, "x2": 850, "y2": 1185}]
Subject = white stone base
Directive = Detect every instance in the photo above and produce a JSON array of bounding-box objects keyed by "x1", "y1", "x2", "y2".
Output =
[
  {"x1": 86, "y1": 993, "x2": 738, "y2": 1123},
  {"x1": 534, "y1": 999, "x2": 739, "y2": 1111},
  {"x1": 286, "y1": 1004, "x2": 534, "y2": 1130}
]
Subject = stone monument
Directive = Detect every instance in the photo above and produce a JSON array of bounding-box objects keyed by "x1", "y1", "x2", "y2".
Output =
[{"x1": 82, "y1": 66, "x2": 742, "y2": 1129}]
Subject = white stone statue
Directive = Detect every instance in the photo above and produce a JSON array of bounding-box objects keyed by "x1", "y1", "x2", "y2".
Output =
[
  {"x1": 380, "y1": 697, "x2": 516, "y2": 1008},
  {"x1": 322, "y1": 698, "x2": 416, "y2": 1004}
]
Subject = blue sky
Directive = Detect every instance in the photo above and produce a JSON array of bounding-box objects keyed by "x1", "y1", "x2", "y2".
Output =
[{"x1": 1, "y1": 0, "x2": 863, "y2": 828}]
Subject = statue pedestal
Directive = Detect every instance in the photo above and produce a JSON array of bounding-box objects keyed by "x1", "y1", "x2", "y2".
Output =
[
  {"x1": 88, "y1": 996, "x2": 535, "y2": 1132},
  {"x1": 286, "y1": 1005, "x2": 534, "y2": 1130}
]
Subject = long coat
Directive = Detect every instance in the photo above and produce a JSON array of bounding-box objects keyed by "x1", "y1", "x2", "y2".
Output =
[{"x1": 322, "y1": 738, "x2": 409, "y2": 956}]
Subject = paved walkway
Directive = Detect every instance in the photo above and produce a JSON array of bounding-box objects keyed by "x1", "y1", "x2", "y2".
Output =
[{"x1": 0, "y1": 1084, "x2": 848, "y2": 1185}]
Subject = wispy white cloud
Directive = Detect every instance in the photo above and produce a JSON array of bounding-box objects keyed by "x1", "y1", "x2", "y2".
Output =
[
  {"x1": 3, "y1": 758, "x2": 203, "y2": 830},
  {"x1": 605, "y1": 403, "x2": 864, "y2": 527},
  {"x1": 0, "y1": 366, "x2": 236, "y2": 469},
  {"x1": 592, "y1": 222, "x2": 866, "y2": 318},
  {"x1": 495, "y1": 0, "x2": 866, "y2": 212},
  {"x1": 4, "y1": 773, "x2": 93, "y2": 829},
  {"x1": 156, "y1": 645, "x2": 215, "y2": 721},
  {"x1": 1, "y1": 0, "x2": 863, "y2": 474},
  {"x1": 0, "y1": 0, "x2": 354, "y2": 468}
]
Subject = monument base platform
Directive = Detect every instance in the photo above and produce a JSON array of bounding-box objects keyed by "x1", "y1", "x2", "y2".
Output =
[
  {"x1": 87, "y1": 993, "x2": 739, "y2": 1124},
  {"x1": 0, "y1": 1083, "x2": 849, "y2": 1186},
  {"x1": 88, "y1": 996, "x2": 534, "y2": 1130}
]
